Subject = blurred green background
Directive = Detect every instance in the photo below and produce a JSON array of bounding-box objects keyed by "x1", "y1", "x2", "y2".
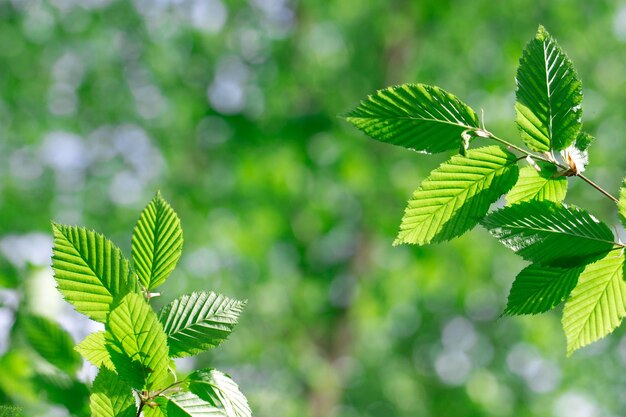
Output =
[{"x1": 2, "y1": 0, "x2": 626, "y2": 416}]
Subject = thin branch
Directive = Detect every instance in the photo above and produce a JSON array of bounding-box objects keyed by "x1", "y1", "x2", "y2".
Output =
[{"x1": 483, "y1": 131, "x2": 619, "y2": 203}]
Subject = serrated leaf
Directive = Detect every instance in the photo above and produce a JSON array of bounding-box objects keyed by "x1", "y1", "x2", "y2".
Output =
[
  {"x1": 619, "y1": 177, "x2": 626, "y2": 230},
  {"x1": 575, "y1": 131, "x2": 594, "y2": 151},
  {"x1": 132, "y1": 192, "x2": 183, "y2": 291},
  {"x1": 482, "y1": 201, "x2": 615, "y2": 267},
  {"x1": 189, "y1": 369, "x2": 251, "y2": 417},
  {"x1": 21, "y1": 314, "x2": 81, "y2": 374},
  {"x1": 159, "y1": 292, "x2": 245, "y2": 358},
  {"x1": 506, "y1": 163, "x2": 567, "y2": 205},
  {"x1": 394, "y1": 146, "x2": 519, "y2": 245},
  {"x1": 75, "y1": 331, "x2": 114, "y2": 370},
  {"x1": 51, "y1": 223, "x2": 138, "y2": 323},
  {"x1": 90, "y1": 368, "x2": 136, "y2": 417},
  {"x1": 562, "y1": 252, "x2": 626, "y2": 355},
  {"x1": 504, "y1": 264, "x2": 583, "y2": 315},
  {"x1": 515, "y1": 26, "x2": 582, "y2": 152},
  {"x1": 106, "y1": 293, "x2": 170, "y2": 390},
  {"x1": 344, "y1": 83, "x2": 480, "y2": 154},
  {"x1": 166, "y1": 391, "x2": 223, "y2": 417}
]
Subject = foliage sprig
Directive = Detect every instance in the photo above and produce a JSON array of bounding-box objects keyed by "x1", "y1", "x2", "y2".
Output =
[{"x1": 345, "y1": 25, "x2": 626, "y2": 355}]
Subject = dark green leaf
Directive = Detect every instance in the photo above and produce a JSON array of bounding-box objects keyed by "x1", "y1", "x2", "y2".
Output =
[
  {"x1": 504, "y1": 264, "x2": 582, "y2": 315},
  {"x1": 345, "y1": 83, "x2": 480, "y2": 154},
  {"x1": 482, "y1": 201, "x2": 615, "y2": 266},
  {"x1": 515, "y1": 26, "x2": 582, "y2": 152}
]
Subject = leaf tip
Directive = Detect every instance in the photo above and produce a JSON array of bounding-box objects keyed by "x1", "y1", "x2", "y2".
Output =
[{"x1": 536, "y1": 25, "x2": 550, "y2": 41}]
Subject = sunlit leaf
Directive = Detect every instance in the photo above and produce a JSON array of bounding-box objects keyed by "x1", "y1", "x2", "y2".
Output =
[
  {"x1": 394, "y1": 146, "x2": 518, "y2": 245},
  {"x1": 132, "y1": 191, "x2": 183, "y2": 291},
  {"x1": 90, "y1": 368, "x2": 136, "y2": 417},
  {"x1": 562, "y1": 252, "x2": 626, "y2": 355},
  {"x1": 482, "y1": 201, "x2": 615, "y2": 267},
  {"x1": 75, "y1": 331, "x2": 114, "y2": 370},
  {"x1": 106, "y1": 293, "x2": 170, "y2": 390},
  {"x1": 189, "y1": 369, "x2": 251, "y2": 417},
  {"x1": 51, "y1": 223, "x2": 138, "y2": 323},
  {"x1": 21, "y1": 314, "x2": 81, "y2": 374},
  {"x1": 515, "y1": 26, "x2": 582, "y2": 152},
  {"x1": 159, "y1": 292, "x2": 245, "y2": 358},
  {"x1": 504, "y1": 264, "x2": 583, "y2": 315},
  {"x1": 345, "y1": 83, "x2": 480, "y2": 154},
  {"x1": 506, "y1": 163, "x2": 567, "y2": 205}
]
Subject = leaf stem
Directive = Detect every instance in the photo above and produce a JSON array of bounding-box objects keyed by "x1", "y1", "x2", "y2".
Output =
[{"x1": 484, "y1": 131, "x2": 619, "y2": 203}]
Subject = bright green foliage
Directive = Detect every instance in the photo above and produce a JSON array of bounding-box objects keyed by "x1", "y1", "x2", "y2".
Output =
[
  {"x1": 166, "y1": 391, "x2": 222, "y2": 416},
  {"x1": 482, "y1": 201, "x2": 615, "y2": 267},
  {"x1": 619, "y1": 178, "x2": 626, "y2": 229},
  {"x1": 47, "y1": 193, "x2": 248, "y2": 414},
  {"x1": 51, "y1": 224, "x2": 138, "y2": 323},
  {"x1": 159, "y1": 292, "x2": 246, "y2": 358},
  {"x1": 106, "y1": 293, "x2": 171, "y2": 390},
  {"x1": 189, "y1": 369, "x2": 252, "y2": 417},
  {"x1": 21, "y1": 314, "x2": 81, "y2": 374},
  {"x1": 344, "y1": 84, "x2": 480, "y2": 154},
  {"x1": 75, "y1": 331, "x2": 114, "y2": 370},
  {"x1": 504, "y1": 264, "x2": 583, "y2": 315},
  {"x1": 506, "y1": 163, "x2": 567, "y2": 205},
  {"x1": 132, "y1": 191, "x2": 183, "y2": 291},
  {"x1": 562, "y1": 253, "x2": 626, "y2": 355},
  {"x1": 515, "y1": 26, "x2": 582, "y2": 152},
  {"x1": 347, "y1": 25, "x2": 626, "y2": 355},
  {"x1": 90, "y1": 368, "x2": 136, "y2": 417},
  {"x1": 394, "y1": 146, "x2": 518, "y2": 245}
]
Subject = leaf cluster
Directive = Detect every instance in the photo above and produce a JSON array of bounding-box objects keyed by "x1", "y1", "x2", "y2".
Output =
[
  {"x1": 345, "y1": 26, "x2": 626, "y2": 355},
  {"x1": 43, "y1": 192, "x2": 251, "y2": 416}
]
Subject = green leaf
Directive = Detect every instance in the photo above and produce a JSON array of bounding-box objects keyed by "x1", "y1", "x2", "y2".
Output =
[
  {"x1": 562, "y1": 252, "x2": 626, "y2": 355},
  {"x1": 90, "y1": 368, "x2": 136, "y2": 417},
  {"x1": 515, "y1": 26, "x2": 582, "y2": 152},
  {"x1": 504, "y1": 264, "x2": 583, "y2": 315},
  {"x1": 32, "y1": 371, "x2": 89, "y2": 416},
  {"x1": 75, "y1": 331, "x2": 114, "y2": 370},
  {"x1": 51, "y1": 223, "x2": 138, "y2": 323},
  {"x1": 21, "y1": 314, "x2": 81, "y2": 374},
  {"x1": 143, "y1": 397, "x2": 169, "y2": 417},
  {"x1": 575, "y1": 131, "x2": 594, "y2": 151},
  {"x1": 106, "y1": 293, "x2": 171, "y2": 390},
  {"x1": 159, "y1": 292, "x2": 245, "y2": 358},
  {"x1": 166, "y1": 391, "x2": 223, "y2": 416},
  {"x1": 619, "y1": 177, "x2": 626, "y2": 229},
  {"x1": 482, "y1": 201, "x2": 615, "y2": 267},
  {"x1": 506, "y1": 163, "x2": 567, "y2": 205},
  {"x1": 344, "y1": 83, "x2": 480, "y2": 154},
  {"x1": 394, "y1": 146, "x2": 519, "y2": 245},
  {"x1": 189, "y1": 369, "x2": 251, "y2": 417},
  {"x1": 132, "y1": 192, "x2": 183, "y2": 291}
]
